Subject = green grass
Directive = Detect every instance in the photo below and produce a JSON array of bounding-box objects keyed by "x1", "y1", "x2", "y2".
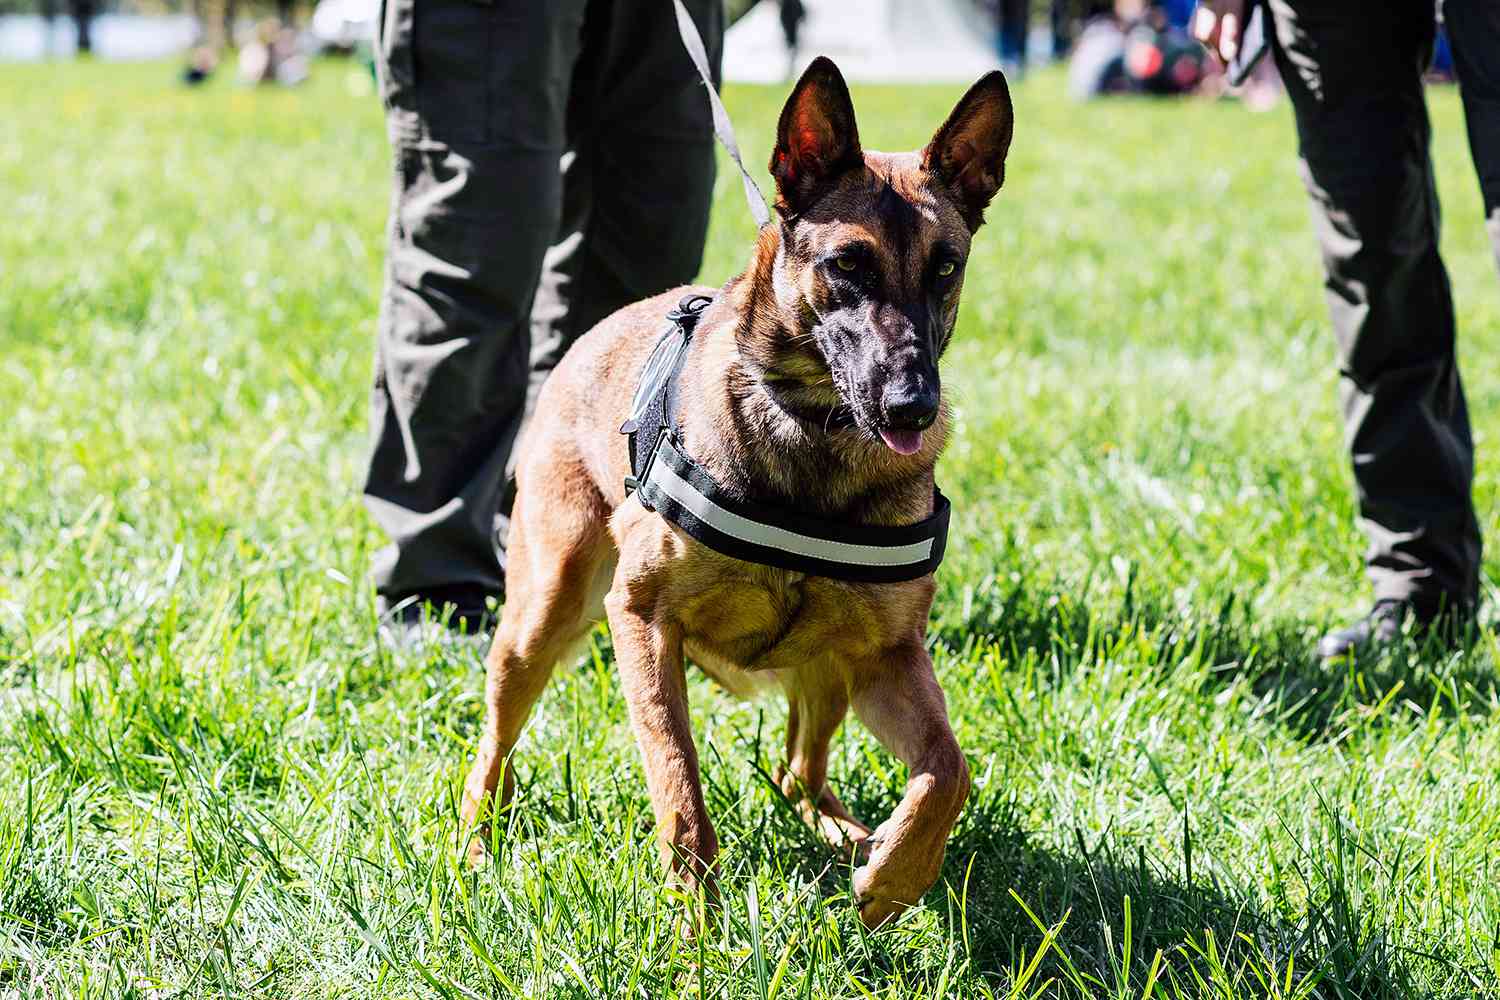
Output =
[{"x1": 2, "y1": 58, "x2": 1499, "y2": 999}]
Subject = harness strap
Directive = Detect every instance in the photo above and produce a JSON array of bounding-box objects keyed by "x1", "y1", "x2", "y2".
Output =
[
  {"x1": 638, "y1": 433, "x2": 951, "y2": 583},
  {"x1": 622, "y1": 295, "x2": 951, "y2": 584},
  {"x1": 621, "y1": 294, "x2": 713, "y2": 483}
]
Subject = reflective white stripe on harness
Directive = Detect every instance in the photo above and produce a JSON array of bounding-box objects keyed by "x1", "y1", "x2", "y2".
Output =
[{"x1": 644, "y1": 436, "x2": 936, "y2": 569}]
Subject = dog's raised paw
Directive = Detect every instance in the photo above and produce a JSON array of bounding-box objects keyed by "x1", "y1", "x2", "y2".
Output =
[{"x1": 852, "y1": 860, "x2": 918, "y2": 930}]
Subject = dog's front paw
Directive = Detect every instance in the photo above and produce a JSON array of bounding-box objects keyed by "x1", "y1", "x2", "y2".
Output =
[
  {"x1": 852, "y1": 860, "x2": 908, "y2": 929},
  {"x1": 851, "y1": 840, "x2": 941, "y2": 930},
  {"x1": 459, "y1": 784, "x2": 499, "y2": 870}
]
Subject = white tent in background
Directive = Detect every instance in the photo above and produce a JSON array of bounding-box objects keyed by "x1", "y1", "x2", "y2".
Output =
[{"x1": 724, "y1": 0, "x2": 1000, "y2": 84}]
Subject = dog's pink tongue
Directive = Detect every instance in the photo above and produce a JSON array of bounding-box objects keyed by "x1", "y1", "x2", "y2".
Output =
[{"x1": 878, "y1": 428, "x2": 924, "y2": 455}]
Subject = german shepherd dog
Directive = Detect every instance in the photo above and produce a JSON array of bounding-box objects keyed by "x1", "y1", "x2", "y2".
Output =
[{"x1": 460, "y1": 57, "x2": 1014, "y2": 929}]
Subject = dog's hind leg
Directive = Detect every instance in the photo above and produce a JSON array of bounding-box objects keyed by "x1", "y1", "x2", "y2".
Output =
[
  {"x1": 460, "y1": 479, "x2": 613, "y2": 865},
  {"x1": 777, "y1": 676, "x2": 873, "y2": 856},
  {"x1": 848, "y1": 642, "x2": 969, "y2": 929}
]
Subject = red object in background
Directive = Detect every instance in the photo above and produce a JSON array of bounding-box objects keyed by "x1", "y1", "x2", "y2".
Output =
[
  {"x1": 1126, "y1": 41, "x2": 1164, "y2": 80},
  {"x1": 1170, "y1": 55, "x2": 1201, "y2": 88}
]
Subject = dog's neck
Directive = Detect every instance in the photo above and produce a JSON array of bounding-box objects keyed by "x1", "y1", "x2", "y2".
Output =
[{"x1": 677, "y1": 228, "x2": 944, "y2": 529}]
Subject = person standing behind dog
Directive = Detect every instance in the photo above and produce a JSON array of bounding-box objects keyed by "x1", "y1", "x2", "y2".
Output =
[
  {"x1": 1193, "y1": 1, "x2": 1499, "y2": 659},
  {"x1": 364, "y1": 2, "x2": 723, "y2": 636}
]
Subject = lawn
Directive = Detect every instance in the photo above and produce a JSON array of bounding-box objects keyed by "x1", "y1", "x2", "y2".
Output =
[{"x1": 2, "y1": 57, "x2": 1499, "y2": 999}]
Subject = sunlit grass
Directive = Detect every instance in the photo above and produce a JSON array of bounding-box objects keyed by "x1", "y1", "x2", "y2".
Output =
[{"x1": 1, "y1": 58, "x2": 1498, "y2": 998}]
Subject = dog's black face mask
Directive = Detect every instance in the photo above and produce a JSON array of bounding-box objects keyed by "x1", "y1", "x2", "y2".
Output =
[
  {"x1": 760, "y1": 57, "x2": 1013, "y2": 456},
  {"x1": 803, "y1": 233, "x2": 955, "y2": 454}
]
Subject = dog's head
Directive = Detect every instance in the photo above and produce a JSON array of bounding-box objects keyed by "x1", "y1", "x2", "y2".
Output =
[{"x1": 743, "y1": 57, "x2": 1013, "y2": 457}]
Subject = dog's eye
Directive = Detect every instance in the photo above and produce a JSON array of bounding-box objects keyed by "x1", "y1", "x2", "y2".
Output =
[
  {"x1": 835, "y1": 256, "x2": 858, "y2": 273},
  {"x1": 935, "y1": 261, "x2": 957, "y2": 278}
]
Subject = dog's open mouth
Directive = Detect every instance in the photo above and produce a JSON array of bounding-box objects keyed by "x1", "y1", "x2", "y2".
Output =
[{"x1": 877, "y1": 427, "x2": 924, "y2": 455}]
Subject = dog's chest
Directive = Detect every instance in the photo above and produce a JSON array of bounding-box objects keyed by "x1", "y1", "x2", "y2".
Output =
[{"x1": 677, "y1": 571, "x2": 883, "y2": 681}]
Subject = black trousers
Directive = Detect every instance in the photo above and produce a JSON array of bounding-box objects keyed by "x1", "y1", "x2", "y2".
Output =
[
  {"x1": 1269, "y1": 0, "x2": 1499, "y2": 615},
  {"x1": 363, "y1": 0, "x2": 722, "y2": 609}
]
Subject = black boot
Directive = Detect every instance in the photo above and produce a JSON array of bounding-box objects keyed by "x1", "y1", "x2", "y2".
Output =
[
  {"x1": 1316, "y1": 599, "x2": 1409, "y2": 663},
  {"x1": 378, "y1": 584, "x2": 499, "y2": 647},
  {"x1": 1317, "y1": 598, "x2": 1477, "y2": 663}
]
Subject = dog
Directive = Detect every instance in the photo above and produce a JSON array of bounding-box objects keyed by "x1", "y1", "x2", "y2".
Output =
[{"x1": 460, "y1": 56, "x2": 1014, "y2": 929}]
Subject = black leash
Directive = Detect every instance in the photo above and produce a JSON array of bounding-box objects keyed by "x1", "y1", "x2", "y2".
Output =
[{"x1": 621, "y1": 297, "x2": 951, "y2": 584}]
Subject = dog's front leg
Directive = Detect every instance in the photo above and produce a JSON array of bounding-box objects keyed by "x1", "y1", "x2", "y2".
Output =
[
  {"x1": 849, "y1": 641, "x2": 969, "y2": 929},
  {"x1": 777, "y1": 677, "x2": 874, "y2": 855},
  {"x1": 604, "y1": 579, "x2": 718, "y2": 906}
]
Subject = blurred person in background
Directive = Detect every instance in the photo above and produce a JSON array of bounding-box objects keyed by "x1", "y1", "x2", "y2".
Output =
[
  {"x1": 1158, "y1": 0, "x2": 1193, "y2": 30},
  {"x1": 996, "y1": 0, "x2": 1075, "y2": 75},
  {"x1": 238, "y1": 19, "x2": 308, "y2": 85},
  {"x1": 779, "y1": 0, "x2": 805, "y2": 80},
  {"x1": 1069, "y1": 0, "x2": 1206, "y2": 99},
  {"x1": 181, "y1": 45, "x2": 218, "y2": 85},
  {"x1": 1194, "y1": 1, "x2": 1500, "y2": 660},
  {"x1": 38, "y1": 0, "x2": 96, "y2": 56},
  {"x1": 363, "y1": 2, "x2": 723, "y2": 638}
]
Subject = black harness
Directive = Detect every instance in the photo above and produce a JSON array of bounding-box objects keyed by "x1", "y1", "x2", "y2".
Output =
[{"x1": 620, "y1": 295, "x2": 951, "y2": 584}]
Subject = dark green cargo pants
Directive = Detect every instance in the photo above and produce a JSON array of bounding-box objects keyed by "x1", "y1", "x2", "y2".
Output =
[
  {"x1": 363, "y1": 0, "x2": 722, "y2": 611},
  {"x1": 1268, "y1": 0, "x2": 1499, "y2": 615}
]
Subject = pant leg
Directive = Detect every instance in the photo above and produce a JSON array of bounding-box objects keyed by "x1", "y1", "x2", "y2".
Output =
[
  {"x1": 523, "y1": 0, "x2": 722, "y2": 422},
  {"x1": 1445, "y1": 0, "x2": 1500, "y2": 273},
  {"x1": 998, "y1": 0, "x2": 1029, "y2": 67},
  {"x1": 1050, "y1": 0, "x2": 1072, "y2": 60},
  {"x1": 1268, "y1": 0, "x2": 1481, "y2": 615},
  {"x1": 364, "y1": 0, "x2": 587, "y2": 607}
]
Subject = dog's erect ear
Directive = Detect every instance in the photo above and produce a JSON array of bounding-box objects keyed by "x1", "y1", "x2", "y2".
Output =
[
  {"x1": 923, "y1": 71, "x2": 1014, "y2": 231},
  {"x1": 770, "y1": 56, "x2": 863, "y2": 215}
]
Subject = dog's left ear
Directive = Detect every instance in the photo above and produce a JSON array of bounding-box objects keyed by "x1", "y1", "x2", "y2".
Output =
[
  {"x1": 770, "y1": 56, "x2": 863, "y2": 215},
  {"x1": 923, "y1": 71, "x2": 1014, "y2": 231}
]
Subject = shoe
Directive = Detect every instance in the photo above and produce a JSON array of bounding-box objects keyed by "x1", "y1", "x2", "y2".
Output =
[
  {"x1": 1316, "y1": 599, "x2": 1408, "y2": 663},
  {"x1": 378, "y1": 585, "x2": 498, "y2": 648},
  {"x1": 1317, "y1": 598, "x2": 1477, "y2": 664}
]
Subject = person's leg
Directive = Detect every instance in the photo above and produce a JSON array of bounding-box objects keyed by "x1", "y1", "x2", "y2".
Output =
[
  {"x1": 523, "y1": 0, "x2": 722, "y2": 424},
  {"x1": 1050, "y1": 0, "x2": 1072, "y2": 60},
  {"x1": 1445, "y1": 0, "x2": 1500, "y2": 275},
  {"x1": 998, "y1": 0, "x2": 1029, "y2": 70},
  {"x1": 365, "y1": 0, "x2": 586, "y2": 627},
  {"x1": 1267, "y1": 0, "x2": 1481, "y2": 649}
]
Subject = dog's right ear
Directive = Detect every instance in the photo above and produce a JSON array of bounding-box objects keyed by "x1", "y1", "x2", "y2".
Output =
[{"x1": 770, "y1": 56, "x2": 863, "y2": 216}]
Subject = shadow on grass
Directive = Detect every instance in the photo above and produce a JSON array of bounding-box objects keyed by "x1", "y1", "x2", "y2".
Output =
[
  {"x1": 936, "y1": 796, "x2": 1493, "y2": 1000},
  {"x1": 933, "y1": 566, "x2": 1500, "y2": 741},
  {"x1": 714, "y1": 760, "x2": 1491, "y2": 998}
]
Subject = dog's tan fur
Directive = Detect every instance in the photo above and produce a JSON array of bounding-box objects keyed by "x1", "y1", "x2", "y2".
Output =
[{"x1": 459, "y1": 58, "x2": 1013, "y2": 929}]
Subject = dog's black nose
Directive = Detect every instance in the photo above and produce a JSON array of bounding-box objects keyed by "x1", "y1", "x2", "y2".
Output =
[{"x1": 882, "y1": 382, "x2": 940, "y2": 431}]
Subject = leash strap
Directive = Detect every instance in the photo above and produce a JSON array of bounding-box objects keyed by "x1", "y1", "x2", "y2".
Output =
[
  {"x1": 622, "y1": 296, "x2": 951, "y2": 584},
  {"x1": 671, "y1": 0, "x2": 773, "y2": 229}
]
